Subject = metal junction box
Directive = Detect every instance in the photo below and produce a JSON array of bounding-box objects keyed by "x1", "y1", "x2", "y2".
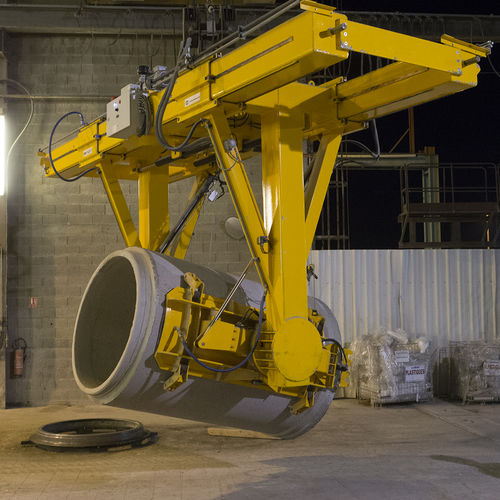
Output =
[{"x1": 106, "y1": 84, "x2": 141, "y2": 139}]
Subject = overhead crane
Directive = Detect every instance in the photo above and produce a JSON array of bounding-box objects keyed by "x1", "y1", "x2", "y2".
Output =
[{"x1": 39, "y1": 0, "x2": 490, "y2": 437}]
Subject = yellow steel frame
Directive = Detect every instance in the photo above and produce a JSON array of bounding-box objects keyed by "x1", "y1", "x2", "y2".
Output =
[{"x1": 39, "y1": 1, "x2": 489, "y2": 400}]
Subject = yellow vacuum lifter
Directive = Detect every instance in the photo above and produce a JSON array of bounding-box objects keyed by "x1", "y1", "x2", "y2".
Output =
[{"x1": 39, "y1": 1, "x2": 490, "y2": 437}]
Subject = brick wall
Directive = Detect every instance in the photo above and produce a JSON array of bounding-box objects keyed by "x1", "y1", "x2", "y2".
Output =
[{"x1": 6, "y1": 33, "x2": 258, "y2": 406}]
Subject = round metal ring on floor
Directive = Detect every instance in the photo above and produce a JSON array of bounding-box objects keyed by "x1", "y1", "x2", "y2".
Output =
[{"x1": 24, "y1": 418, "x2": 157, "y2": 452}]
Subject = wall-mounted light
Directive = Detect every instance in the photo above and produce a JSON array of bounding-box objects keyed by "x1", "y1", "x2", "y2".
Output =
[{"x1": 0, "y1": 114, "x2": 5, "y2": 196}]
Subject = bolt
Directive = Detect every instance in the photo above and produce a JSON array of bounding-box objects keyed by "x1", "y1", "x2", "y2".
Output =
[{"x1": 344, "y1": 32, "x2": 347, "y2": 36}]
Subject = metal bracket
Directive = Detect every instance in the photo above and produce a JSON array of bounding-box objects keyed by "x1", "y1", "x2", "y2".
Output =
[
  {"x1": 195, "y1": 257, "x2": 256, "y2": 345},
  {"x1": 306, "y1": 264, "x2": 318, "y2": 281},
  {"x1": 319, "y1": 22, "x2": 347, "y2": 38},
  {"x1": 290, "y1": 387, "x2": 316, "y2": 415},
  {"x1": 257, "y1": 235, "x2": 270, "y2": 254}
]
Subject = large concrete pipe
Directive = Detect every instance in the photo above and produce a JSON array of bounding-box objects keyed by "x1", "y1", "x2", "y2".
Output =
[{"x1": 73, "y1": 247, "x2": 341, "y2": 439}]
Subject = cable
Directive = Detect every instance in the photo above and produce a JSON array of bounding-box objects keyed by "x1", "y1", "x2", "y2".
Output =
[
  {"x1": 474, "y1": 18, "x2": 499, "y2": 80},
  {"x1": 1, "y1": 79, "x2": 34, "y2": 171},
  {"x1": 323, "y1": 337, "x2": 348, "y2": 368},
  {"x1": 223, "y1": 150, "x2": 240, "y2": 172},
  {"x1": 154, "y1": 37, "x2": 209, "y2": 153},
  {"x1": 179, "y1": 287, "x2": 267, "y2": 374},
  {"x1": 136, "y1": 92, "x2": 152, "y2": 137},
  {"x1": 341, "y1": 120, "x2": 380, "y2": 160},
  {"x1": 488, "y1": 56, "x2": 500, "y2": 80},
  {"x1": 370, "y1": 119, "x2": 381, "y2": 159},
  {"x1": 48, "y1": 111, "x2": 100, "y2": 182},
  {"x1": 341, "y1": 139, "x2": 378, "y2": 159}
]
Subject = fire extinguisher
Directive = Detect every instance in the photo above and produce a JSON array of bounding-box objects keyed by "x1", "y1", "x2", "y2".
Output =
[{"x1": 12, "y1": 337, "x2": 27, "y2": 378}]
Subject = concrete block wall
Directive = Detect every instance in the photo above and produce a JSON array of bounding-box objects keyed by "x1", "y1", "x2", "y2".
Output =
[{"x1": 5, "y1": 33, "x2": 258, "y2": 406}]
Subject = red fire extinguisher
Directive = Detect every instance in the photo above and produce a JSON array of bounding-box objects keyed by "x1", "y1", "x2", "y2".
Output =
[{"x1": 12, "y1": 337, "x2": 27, "y2": 378}]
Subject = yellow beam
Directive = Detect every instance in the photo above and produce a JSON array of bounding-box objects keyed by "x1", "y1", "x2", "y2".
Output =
[
  {"x1": 138, "y1": 168, "x2": 170, "y2": 250},
  {"x1": 99, "y1": 161, "x2": 140, "y2": 247},
  {"x1": 148, "y1": 9, "x2": 348, "y2": 128},
  {"x1": 337, "y1": 63, "x2": 479, "y2": 121},
  {"x1": 342, "y1": 21, "x2": 464, "y2": 75}
]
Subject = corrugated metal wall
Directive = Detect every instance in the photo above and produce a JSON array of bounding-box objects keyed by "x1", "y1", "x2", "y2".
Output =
[{"x1": 308, "y1": 250, "x2": 500, "y2": 347}]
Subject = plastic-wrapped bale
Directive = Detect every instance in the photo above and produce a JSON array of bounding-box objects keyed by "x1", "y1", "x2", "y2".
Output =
[
  {"x1": 448, "y1": 341, "x2": 500, "y2": 403},
  {"x1": 352, "y1": 329, "x2": 434, "y2": 405}
]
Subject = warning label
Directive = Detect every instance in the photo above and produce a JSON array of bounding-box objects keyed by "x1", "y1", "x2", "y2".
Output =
[
  {"x1": 484, "y1": 360, "x2": 500, "y2": 376},
  {"x1": 395, "y1": 350, "x2": 410, "y2": 364},
  {"x1": 405, "y1": 364, "x2": 426, "y2": 382},
  {"x1": 185, "y1": 92, "x2": 201, "y2": 107}
]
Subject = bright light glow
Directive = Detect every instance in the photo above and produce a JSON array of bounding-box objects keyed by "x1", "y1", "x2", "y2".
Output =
[{"x1": 0, "y1": 115, "x2": 5, "y2": 196}]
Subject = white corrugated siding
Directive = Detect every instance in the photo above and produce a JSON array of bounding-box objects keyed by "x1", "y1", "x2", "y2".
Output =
[{"x1": 308, "y1": 250, "x2": 499, "y2": 347}]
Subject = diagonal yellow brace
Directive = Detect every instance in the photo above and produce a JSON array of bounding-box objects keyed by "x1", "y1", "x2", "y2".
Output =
[
  {"x1": 99, "y1": 160, "x2": 141, "y2": 247},
  {"x1": 206, "y1": 110, "x2": 270, "y2": 289},
  {"x1": 304, "y1": 134, "x2": 342, "y2": 256},
  {"x1": 169, "y1": 174, "x2": 209, "y2": 260}
]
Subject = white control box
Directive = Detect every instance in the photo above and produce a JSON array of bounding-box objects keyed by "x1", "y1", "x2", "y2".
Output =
[{"x1": 106, "y1": 84, "x2": 141, "y2": 139}]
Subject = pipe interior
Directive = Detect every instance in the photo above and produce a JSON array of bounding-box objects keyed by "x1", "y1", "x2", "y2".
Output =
[{"x1": 74, "y1": 256, "x2": 137, "y2": 389}]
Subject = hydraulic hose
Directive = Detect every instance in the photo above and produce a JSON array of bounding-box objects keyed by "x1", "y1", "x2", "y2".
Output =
[
  {"x1": 154, "y1": 38, "x2": 208, "y2": 153},
  {"x1": 178, "y1": 287, "x2": 267, "y2": 374},
  {"x1": 48, "y1": 111, "x2": 100, "y2": 182}
]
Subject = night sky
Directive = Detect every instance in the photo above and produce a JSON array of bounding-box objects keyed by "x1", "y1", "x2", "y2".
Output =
[{"x1": 322, "y1": 0, "x2": 500, "y2": 248}]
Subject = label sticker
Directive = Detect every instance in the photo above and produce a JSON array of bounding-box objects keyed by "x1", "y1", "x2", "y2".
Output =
[
  {"x1": 395, "y1": 350, "x2": 410, "y2": 364},
  {"x1": 405, "y1": 364, "x2": 426, "y2": 382},
  {"x1": 83, "y1": 147, "x2": 93, "y2": 157},
  {"x1": 484, "y1": 360, "x2": 500, "y2": 376},
  {"x1": 185, "y1": 92, "x2": 201, "y2": 107}
]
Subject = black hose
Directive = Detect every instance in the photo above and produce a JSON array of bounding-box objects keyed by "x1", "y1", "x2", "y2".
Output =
[
  {"x1": 180, "y1": 288, "x2": 267, "y2": 374},
  {"x1": 154, "y1": 37, "x2": 209, "y2": 153}
]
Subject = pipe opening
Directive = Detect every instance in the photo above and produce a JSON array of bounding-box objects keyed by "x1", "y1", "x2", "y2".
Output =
[{"x1": 74, "y1": 256, "x2": 137, "y2": 389}]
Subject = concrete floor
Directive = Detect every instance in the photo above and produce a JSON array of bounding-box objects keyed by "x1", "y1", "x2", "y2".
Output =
[{"x1": 1, "y1": 399, "x2": 500, "y2": 500}]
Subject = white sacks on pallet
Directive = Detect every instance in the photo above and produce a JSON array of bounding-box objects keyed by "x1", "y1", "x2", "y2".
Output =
[
  {"x1": 350, "y1": 328, "x2": 434, "y2": 405},
  {"x1": 447, "y1": 341, "x2": 500, "y2": 403}
]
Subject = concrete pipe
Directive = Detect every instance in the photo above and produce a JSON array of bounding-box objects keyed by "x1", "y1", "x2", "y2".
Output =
[{"x1": 73, "y1": 247, "x2": 341, "y2": 439}]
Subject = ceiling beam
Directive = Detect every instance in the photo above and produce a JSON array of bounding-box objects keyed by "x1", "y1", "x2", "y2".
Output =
[{"x1": 0, "y1": 4, "x2": 498, "y2": 43}]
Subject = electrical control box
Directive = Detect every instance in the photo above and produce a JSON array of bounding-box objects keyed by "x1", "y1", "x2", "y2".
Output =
[{"x1": 106, "y1": 84, "x2": 141, "y2": 139}]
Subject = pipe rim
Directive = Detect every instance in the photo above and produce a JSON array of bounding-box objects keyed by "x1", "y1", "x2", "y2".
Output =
[{"x1": 72, "y1": 247, "x2": 155, "y2": 400}]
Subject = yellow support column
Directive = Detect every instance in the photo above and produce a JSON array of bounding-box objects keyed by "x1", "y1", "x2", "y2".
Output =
[
  {"x1": 260, "y1": 104, "x2": 324, "y2": 386},
  {"x1": 261, "y1": 108, "x2": 309, "y2": 325},
  {"x1": 138, "y1": 168, "x2": 170, "y2": 250}
]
